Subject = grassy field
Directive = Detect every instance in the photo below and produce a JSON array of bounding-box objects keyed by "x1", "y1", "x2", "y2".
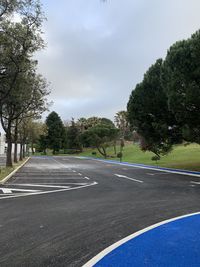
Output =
[
  {"x1": 0, "y1": 159, "x2": 27, "y2": 182},
  {"x1": 78, "y1": 143, "x2": 200, "y2": 172}
]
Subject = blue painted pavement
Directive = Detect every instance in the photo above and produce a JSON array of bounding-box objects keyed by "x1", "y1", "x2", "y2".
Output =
[{"x1": 94, "y1": 214, "x2": 200, "y2": 267}]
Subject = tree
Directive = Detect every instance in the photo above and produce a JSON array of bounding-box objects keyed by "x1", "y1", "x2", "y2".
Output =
[
  {"x1": 1, "y1": 66, "x2": 49, "y2": 166},
  {"x1": 163, "y1": 31, "x2": 200, "y2": 144},
  {"x1": 127, "y1": 59, "x2": 181, "y2": 157},
  {"x1": 65, "y1": 119, "x2": 82, "y2": 152},
  {"x1": 81, "y1": 124, "x2": 119, "y2": 158},
  {"x1": 46, "y1": 111, "x2": 65, "y2": 154},
  {"x1": 77, "y1": 117, "x2": 87, "y2": 133},
  {"x1": 37, "y1": 134, "x2": 48, "y2": 154},
  {"x1": 26, "y1": 119, "x2": 46, "y2": 154},
  {"x1": 114, "y1": 110, "x2": 132, "y2": 140},
  {"x1": 0, "y1": 0, "x2": 47, "y2": 166},
  {"x1": 100, "y1": 117, "x2": 115, "y2": 127}
]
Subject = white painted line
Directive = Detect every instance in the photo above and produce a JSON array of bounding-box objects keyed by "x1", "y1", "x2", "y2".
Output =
[
  {"x1": 0, "y1": 188, "x2": 12, "y2": 194},
  {"x1": 15, "y1": 177, "x2": 85, "y2": 180},
  {"x1": 89, "y1": 158, "x2": 200, "y2": 178},
  {"x1": 7, "y1": 183, "x2": 70, "y2": 189},
  {"x1": 191, "y1": 181, "x2": 200, "y2": 185},
  {"x1": 85, "y1": 177, "x2": 90, "y2": 180},
  {"x1": 0, "y1": 187, "x2": 40, "y2": 193},
  {"x1": 146, "y1": 173, "x2": 155, "y2": 176},
  {"x1": 78, "y1": 173, "x2": 82, "y2": 176},
  {"x1": 9, "y1": 182, "x2": 89, "y2": 186},
  {"x1": 82, "y1": 211, "x2": 200, "y2": 267},
  {"x1": 114, "y1": 174, "x2": 143, "y2": 183},
  {"x1": 0, "y1": 182, "x2": 98, "y2": 200}
]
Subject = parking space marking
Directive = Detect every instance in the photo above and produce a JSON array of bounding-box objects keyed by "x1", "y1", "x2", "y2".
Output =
[
  {"x1": 0, "y1": 187, "x2": 40, "y2": 194},
  {"x1": 0, "y1": 182, "x2": 98, "y2": 200},
  {"x1": 6, "y1": 183, "x2": 70, "y2": 189},
  {"x1": 191, "y1": 181, "x2": 200, "y2": 185}
]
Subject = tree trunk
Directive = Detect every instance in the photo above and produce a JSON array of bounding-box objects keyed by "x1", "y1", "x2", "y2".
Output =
[
  {"x1": 113, "y1": 141, "x2": 117, "y2": 155},
  {"x1": 19, "y1": 142, "x2": 23, "y2": 161},
  {"x1": 22, "y1": 143, "x2": 25, "y2": 158},
  {"x1": 6, "y1": 131, "x2": 13, "y2": 167},
  {"x1": 96, "y1": 146, "x2": 107, "y2": 158},
  {"x1": 31, "y1": 142, "x2": 34, "y2": 154},
  {"x1": 14, "y1": 142, "x2": 18, "y2": 163},
  {"x1": 14, "y1": 121, "x2": 18, "y2": 163}
]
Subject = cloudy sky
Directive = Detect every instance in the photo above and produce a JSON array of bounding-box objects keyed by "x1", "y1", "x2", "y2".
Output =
[{"x1": 37, "y1": 0, "x2": 200, "y2": 121}]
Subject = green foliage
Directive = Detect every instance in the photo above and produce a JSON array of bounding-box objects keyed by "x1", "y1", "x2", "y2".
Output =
[
  {"x1": 114, "y1": 110, "x2": 132, "y2": 140},
  {"x1": 0, "y1": 0, "x2": 47, "y2": 167},
  {"x1": 80, "y1": 124, "x2": 119, "y2": 158},
  {"x1": 117, "y1": 152, "x2": 123, "y2": 162},
  {"x1": 163, "y1": 31, "x2": 200, "y2": 144},
  {"x1": 127, "y1": 30, "x2": 200, "y2": 157},
  {"x1": 127, "y1": 59, "x2": 181, "y2": 157},
  {"x1": 46, "y1": 111, "x2": 65, "y2": 154},
  {"x1": 37, "y1": 134, "x2": 48, "y2": 154},
  {"x1": 65, "y1": 120, "x2": 82, "y2": 151}
]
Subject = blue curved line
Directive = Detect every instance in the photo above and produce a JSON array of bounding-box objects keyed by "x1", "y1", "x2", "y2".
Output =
[{"x1": 94, "y1": 214, "x2": 200, "y2": 267}]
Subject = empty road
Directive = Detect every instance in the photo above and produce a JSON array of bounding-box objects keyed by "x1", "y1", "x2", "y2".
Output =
[{"x1": 0, "y1": 156, "x2": 200, "y2": 266}]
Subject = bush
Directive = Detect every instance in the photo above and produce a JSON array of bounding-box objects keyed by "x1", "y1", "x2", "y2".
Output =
[
  {"x1": 151, "y1": 155, "x2": 160, "y2": 162},
  {"x1": 92, "y1": 151, "x2": 97, "y2": 155},
  {"x1": 117, "y1": 152, "x2": 123, "y2": 158}
]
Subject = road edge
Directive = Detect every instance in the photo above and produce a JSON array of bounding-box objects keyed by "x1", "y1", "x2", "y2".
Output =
[
  {"x1": 76, "y1": 157, "x2": 200, "y2": 177},
  {"x1": 0, "y1": 157, "x2": 30, "y2": 185}
]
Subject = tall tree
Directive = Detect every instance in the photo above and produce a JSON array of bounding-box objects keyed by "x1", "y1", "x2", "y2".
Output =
[
  {"x1": 127, "y1": 59, "x2": 181, "y2": 157},
  {"x1": 46, "y1": 111, "x2": 65, "y2": 154},
  {"x1": 66, "y1": 119, "x2": 82, "y2": 152},
  {"x1": 163, "y1": 31, "x2": 200, "y2": 144},
  {"x1": 0, "y1": 0, "x2": 47, "y2": 166},
  {"x1": 114, "y1": 110, "x2": 132, "y2": 140}
]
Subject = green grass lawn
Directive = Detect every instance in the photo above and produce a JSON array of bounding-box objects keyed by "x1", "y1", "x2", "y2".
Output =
[
  {"x1": 78, "y1": 143, "x2": 200, "y2": 172},
  {"x1": 34, "y1": 143, "x2": 200, "y2": 172},
  {"x1": 0, "y1": 159, "x2": 27, "y2": 182}
]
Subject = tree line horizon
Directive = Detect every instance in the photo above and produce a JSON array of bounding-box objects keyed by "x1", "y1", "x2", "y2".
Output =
[{"x1": 0, "y1": 0, "x2": 199, "y2": 166}]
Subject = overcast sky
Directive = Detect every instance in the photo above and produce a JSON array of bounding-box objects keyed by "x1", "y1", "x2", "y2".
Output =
[{"x1": 36, "y1": 0, "x2": 200, "y2": 121}]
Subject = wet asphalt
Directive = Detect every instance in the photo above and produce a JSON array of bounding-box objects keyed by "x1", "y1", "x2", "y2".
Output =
[{"x1": 0, "y1": 156, "x2": 200, "y2": 267}]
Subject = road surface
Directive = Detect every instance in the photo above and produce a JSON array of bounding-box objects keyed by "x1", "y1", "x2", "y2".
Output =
[{"x1": 0, "y1": 156, "x2": 200, "y2": 266}]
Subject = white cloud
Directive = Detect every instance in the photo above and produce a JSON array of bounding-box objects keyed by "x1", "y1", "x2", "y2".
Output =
[{"x1": 37, "y1": 0, "x2": 200, "y2": 121}]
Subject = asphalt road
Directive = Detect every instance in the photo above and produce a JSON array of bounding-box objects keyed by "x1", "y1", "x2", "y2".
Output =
[{"x1": 0, "y1": 156, "x2": 200, "y2": 267}]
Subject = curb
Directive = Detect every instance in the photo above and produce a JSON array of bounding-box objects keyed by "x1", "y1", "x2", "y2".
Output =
[
  {"x1": 0, "y1": 157, "x2": 30, "y2": 185},
  {"x1": 76, "y1": 156, "x2": 200, "y2": 177}
]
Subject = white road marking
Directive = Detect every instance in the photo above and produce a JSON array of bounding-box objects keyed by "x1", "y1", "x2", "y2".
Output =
[
  {"x1": 85, "y1": 177, "x2": 90, "y2": 180},
  {"x1": 146, "y1": 173, "x2": 155, "y2": 176},
  {"x1": 6, "y1": 184, "x2": 70, "y2": 189},
  {"x1": 78, "y1": 173, "x2": 82, "y2": 176},
  {"x1": 0, "y1": 157, "x2": 98, "y2": 200},
  {"x1": 9, "y1": 182, "x2": 89, "y2": 186},
  {"x1": 83, "y1": 211, "x2": 200, "y2": 267},
  {"x1": 191, "y1": 181, "x2": 200, "y2": 185},
  {"x1": 0, "y1": 182, "x2": 98, "y2": 200},
  {"x1": 89, "y1": 158, "x2": 200, "y2": 178},
  {"x1": 15, "y1": 177, "x2": 85, "y2": 180},
  {"x1": 114, "y1": 174, "x2": 143, "y2": 183},
  {"x1": 0, "y1": 187, "x2": 40, "y2": 194}
]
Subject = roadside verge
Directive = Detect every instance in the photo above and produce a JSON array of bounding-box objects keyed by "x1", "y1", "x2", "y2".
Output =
[
  {"x1": 0, "y1": 157, "x2": 30, "y2": 185},
  {"x1": 76, "y1": 156, "x2": 200, "y2": 178}
]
